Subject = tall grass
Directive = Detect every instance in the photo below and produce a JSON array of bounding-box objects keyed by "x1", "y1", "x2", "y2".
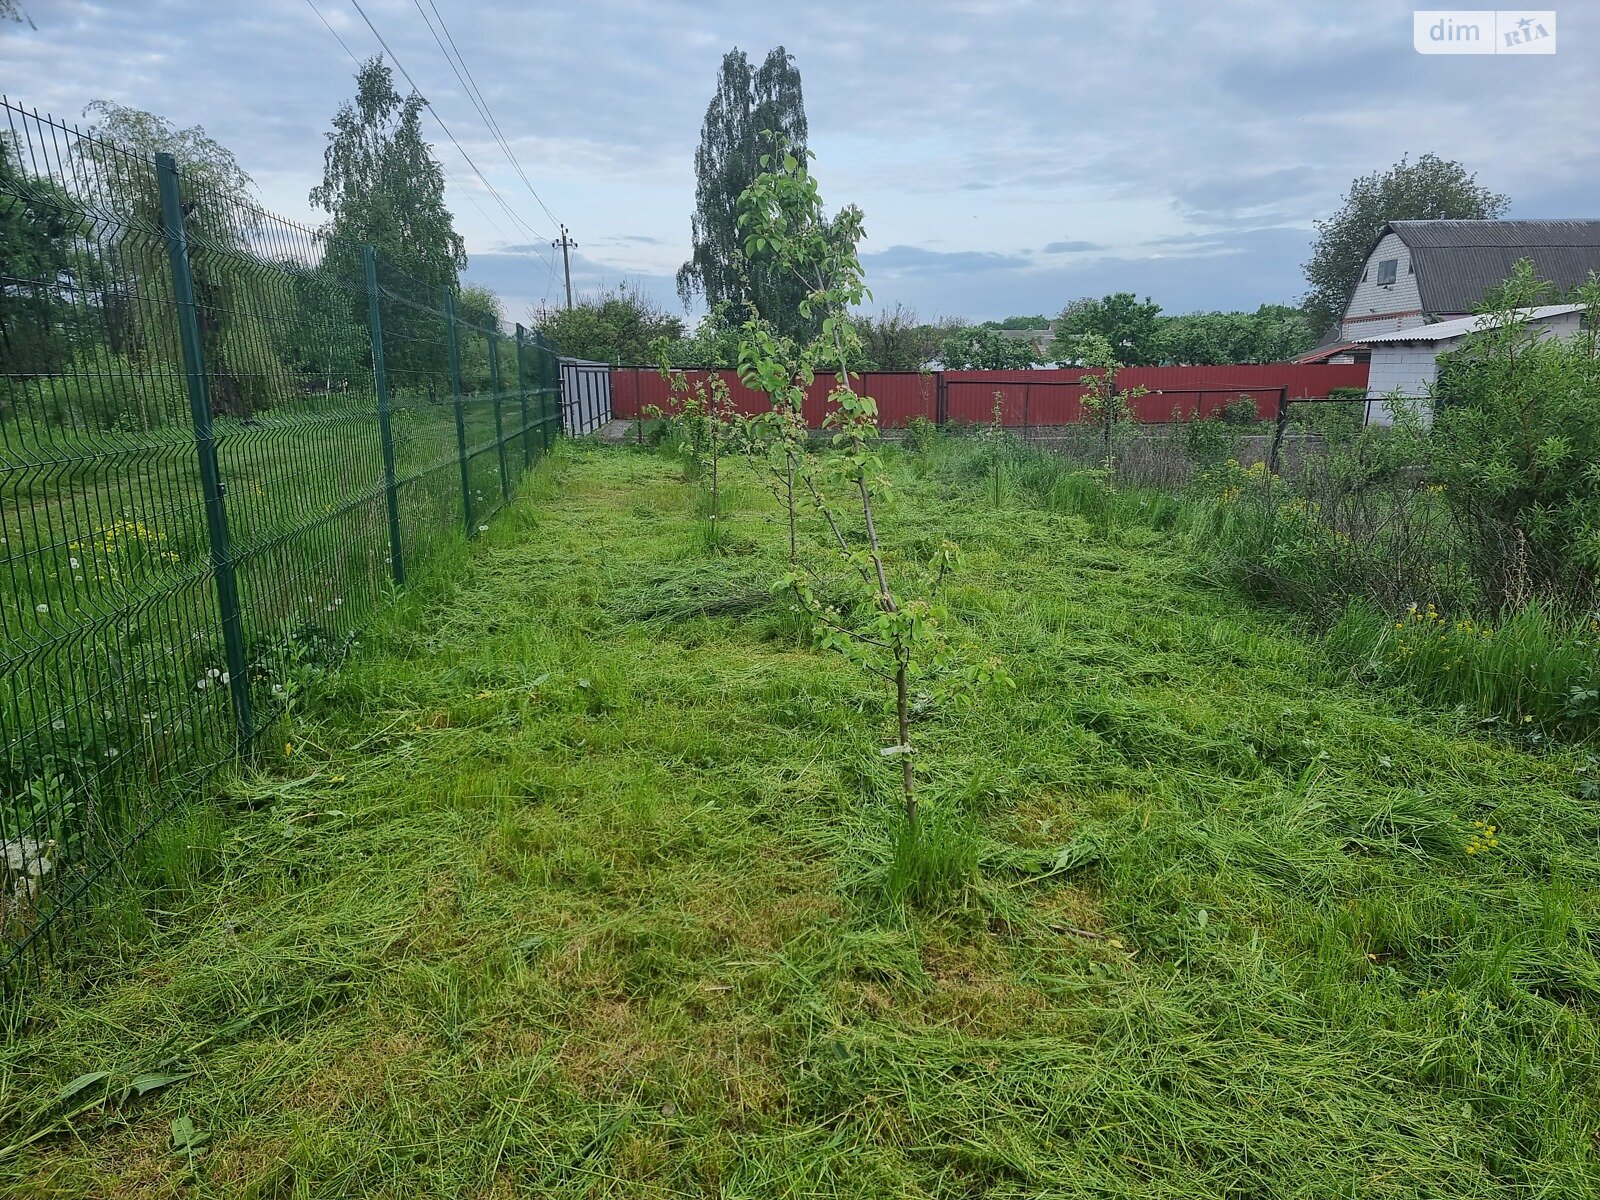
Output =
[
  {"x1": 1328, "y1": 600, "x2": 1600, "y2": 739},
  {"x1": 926, "y1": 430, "x2": 1600, "y2": 743}
]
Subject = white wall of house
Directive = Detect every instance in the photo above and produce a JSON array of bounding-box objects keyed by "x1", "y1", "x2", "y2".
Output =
[
  {"x1": 1367, "y1": 344, "x2": 1443, "y2": 397},
  {"x1": 1364, "y1": 345, "x2": 1442, "y2": 426},
  {"x1": 1341, "y1": 232, "x2": 1426, "y2": 338},
  {"x1": 1363, "y1": 310, "x2": 1584, "y2": 427}
]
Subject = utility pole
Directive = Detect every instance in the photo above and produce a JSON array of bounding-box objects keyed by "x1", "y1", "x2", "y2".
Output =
[{"x1": 553, "y1": 224, "x2": 576, "y2": 310}]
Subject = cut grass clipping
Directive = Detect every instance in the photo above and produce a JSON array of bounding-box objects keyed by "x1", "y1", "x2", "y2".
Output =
[{"x1": 2, "y1": 442, "x2": 1598, "y2": 1198}]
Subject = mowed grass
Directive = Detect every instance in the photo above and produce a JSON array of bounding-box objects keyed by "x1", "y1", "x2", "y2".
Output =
[{"x1": 3, "y1": 441, "x2": 1600, "y2": 1197}]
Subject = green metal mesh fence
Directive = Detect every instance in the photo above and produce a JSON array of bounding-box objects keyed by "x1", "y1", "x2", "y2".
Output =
[{"x1": 0, "y1": 98, "x2": 562, "y2": 987}]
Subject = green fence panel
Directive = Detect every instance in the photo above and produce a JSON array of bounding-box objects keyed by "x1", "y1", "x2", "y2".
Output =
[{"x1": 0, "y1": 97, "x2": 566, "y2": 991}]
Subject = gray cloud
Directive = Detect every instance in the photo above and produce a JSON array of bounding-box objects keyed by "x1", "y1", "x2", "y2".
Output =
[
  {"x1": 862, "y1": 244, "x2": 1032, "y2": 275},
  {"x1": 2, "y1": 0, "x2": 1596, "y2": 324},
  {"x1": 857, "y1": 226, "x2": 1322, "y2": 321}
]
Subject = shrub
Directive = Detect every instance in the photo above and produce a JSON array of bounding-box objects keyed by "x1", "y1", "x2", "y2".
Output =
[
  {"x1": 1181, "y1": 411, "x2": 1243, "y2": 469},
  {"x1": 2, "y1": 351, "x2": 189, "y2": 432},
  {"x1": 1289, "y1": 396, "x2": 1366, "y2": 444},
  {"x1": 1430, "y1": 262, "x2": 1600, "y2": 605},
  {"x1": 901, "y1": 414, "x2": 940, "y2": 454},
  {"x1": 1187, "y1": 428, "x2": 1481, "y2": 616}
]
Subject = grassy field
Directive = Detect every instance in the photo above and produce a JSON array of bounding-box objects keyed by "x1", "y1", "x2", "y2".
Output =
[{"x1": 2, "y1": 441, "x2": 1598, "y2": 1197}]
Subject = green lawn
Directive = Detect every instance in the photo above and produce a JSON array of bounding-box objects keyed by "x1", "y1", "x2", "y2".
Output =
[{"x1": 3, "y1": 442, "x2": 1598, "y2": 1198}]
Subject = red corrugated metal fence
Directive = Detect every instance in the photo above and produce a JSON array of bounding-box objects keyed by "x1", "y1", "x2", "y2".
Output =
[{"x1": 609, "y1": 363, "x2": 1368, "y2": 428}]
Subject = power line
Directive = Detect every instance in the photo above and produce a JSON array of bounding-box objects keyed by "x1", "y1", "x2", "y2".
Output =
[
  {"x1": 305, "y1": 0, "x2": 559, "y2": 296},
  {"x1": 304, "y1": 0, "x2": 362, "y2": 63},
  {"x1": 412, "y1": 0, "x2": 563, "y2": 229},
  {"x1": 304, "y1": 0, "x2": 513, "y2": 247},
  {"x1": 402, "y1": 0, "x2": 565, "y2": 303},
  {"x1": 349, "y1": 0, "x2": 562, "y2": 290},
  {"x1": 344, "y1": 0, "x2": 554, "y2": 254}
]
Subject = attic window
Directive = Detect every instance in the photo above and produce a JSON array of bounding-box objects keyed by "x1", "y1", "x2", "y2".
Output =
[{"x1": 1376, "y1": 258, "x2": 1398, "y2": 286}]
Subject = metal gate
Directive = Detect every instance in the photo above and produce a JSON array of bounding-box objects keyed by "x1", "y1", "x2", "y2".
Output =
[{"x1": 560, "y1": 359, "x2": 614, "y2": 436}]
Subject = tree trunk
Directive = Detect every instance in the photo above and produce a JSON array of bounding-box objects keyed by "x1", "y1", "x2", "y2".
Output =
[{"x1": 896, "y1": 653, "x2": 915, "y2": 828}]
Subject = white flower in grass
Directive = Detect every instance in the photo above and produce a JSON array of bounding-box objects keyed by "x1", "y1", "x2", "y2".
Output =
[
  {"x1": 478, "y1": 524, "x2": 488, "y2": 532},
  {"x1": 105, "y1": 747, "x2": 119, "y2": 758},
  {"x1": 35, "y1": 603, "x2": 48, "y2": 614},
  {"x1": 219, "y1": 671, "x2": 229, "y2": 685},
  {"x1": 208, "y1": 668, "x2": 221, "y2": 679},
  {"x1": 196, "y1": 678, "x2": 210, "y2": 691},
  {"x1": 69, "y1": 557, "x2": 80, "y2": 569}
]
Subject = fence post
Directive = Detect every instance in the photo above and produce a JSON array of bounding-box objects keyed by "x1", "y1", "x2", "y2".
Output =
[
  {"x1": 1269, "y1": 386, "x2": 1290, "y2": 474},
  {"x1": 1103, "y1": 367, "x2": 1115, "y2": 459},
  {"x1": 514, "y1": 324, "x2": 533, "y2": 469},
  {"x1": 634, "y1": 366, "x2": 644, "y2": 446},
  {"x1": 935, "y1": 371, "x2": 948, "y2": 426},
  {"x1": 156, "y1": 152, "x2": 253, "y2": 751},
  {"x1": 487, "y1": 321, "x2": 510, "y2": 501},
  {"x1": 542, "y1": 334, "x2": 558, "y2": 450},
  {"x1": 443, "y1": 289, "x2": 474, "y2": 537},
  {"x1": 363, "y1": 246, "x2": 405, "y2": 587}
]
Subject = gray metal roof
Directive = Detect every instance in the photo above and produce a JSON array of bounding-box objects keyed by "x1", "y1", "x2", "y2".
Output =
[
  {"x1": 1385, "y1": 220, "x2": 1600, "y2": 313},
  {"x1": 1360, "y1": 304, "x2": 1582, "y2": 344}
]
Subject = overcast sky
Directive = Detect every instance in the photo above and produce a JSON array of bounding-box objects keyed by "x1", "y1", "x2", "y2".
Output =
[{"x1": 3, "y1": 2, "x2": 1595, "y2": 325}]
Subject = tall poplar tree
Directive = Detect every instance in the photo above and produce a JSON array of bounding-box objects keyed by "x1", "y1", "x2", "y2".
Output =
[{"x1": 677, "y1": 47, "x2": 811, "y2": 340}]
